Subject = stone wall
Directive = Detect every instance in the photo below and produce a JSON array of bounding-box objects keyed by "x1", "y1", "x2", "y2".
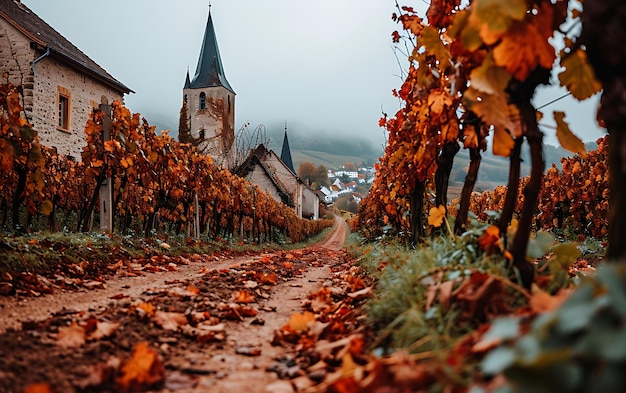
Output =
[{"x1": 0, "y1": 19, "x2": 124, "y2": 159}]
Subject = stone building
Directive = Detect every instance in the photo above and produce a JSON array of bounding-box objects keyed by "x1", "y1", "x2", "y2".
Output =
[
  {"x1": 234, "y1": 132, "x2": 320, "y2": 220},
  {"x1": 181, "y1": 7, "x2": 236, "y2": 169},
  {"x1": 0, "y1": 0, "x2": 132, "y2": 159}
]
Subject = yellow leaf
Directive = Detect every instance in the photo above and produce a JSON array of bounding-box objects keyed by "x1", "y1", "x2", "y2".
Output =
[
  {"x1": 428, "y1": 205, "x2": 446, "y2": 227},
  {"x1": 558, "y1": 48, "x2": 602, "y2": 100},
  {"x1": 420, "y1": 26, "x2": 450, "y2": 69},
  {"x1": 492, "y1": 126, "x2": 515, "y2": 157},
  {"x1": 469, "y1": 55, "x2": 511, "y2": 95},
  {"x1": 553, "y1": 111, "x2": 587, "y2": 159},
  {"x1": 40, "y1": 200, "x2": 53, "y2": 215},
  {"x1": 450, "y1": 10, "x2": 483, "y2": 51},
  {"x1": 470, "y1": 0, "x2": 527, "y2": 45},
  {"x1": 287, "y1": 311, "x2": 315, "y2": 333}
]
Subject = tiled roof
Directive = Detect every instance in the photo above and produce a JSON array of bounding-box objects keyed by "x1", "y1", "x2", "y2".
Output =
[{"x1": 0, "y1": 1, "x2": 132, "y2": 94}]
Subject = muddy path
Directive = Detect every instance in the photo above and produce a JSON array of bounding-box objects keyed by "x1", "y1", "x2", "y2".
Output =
[{"x1": 0, "y1": 216, "x2": 365, "y2": 393}]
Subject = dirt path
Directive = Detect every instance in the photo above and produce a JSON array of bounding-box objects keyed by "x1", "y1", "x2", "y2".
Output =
[
  {"x1": 0, "y1": 216, "x2": 352, "y2": 393},
  {"x1": 182, "y1": 217, "x2": 348, "y2": 392}
]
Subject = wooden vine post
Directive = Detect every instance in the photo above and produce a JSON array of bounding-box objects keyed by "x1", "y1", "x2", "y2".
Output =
[{"x1": 99, "y1": 97, "x2": 113, "y2": 233}]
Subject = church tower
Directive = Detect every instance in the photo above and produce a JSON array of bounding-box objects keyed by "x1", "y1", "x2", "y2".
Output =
[{"x1": 181, "y1": 6, "x2": 236, "y2": 169}]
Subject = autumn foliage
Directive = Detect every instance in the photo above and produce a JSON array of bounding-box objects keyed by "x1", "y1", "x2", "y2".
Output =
[
  {"x1": 357, "y1": 0, "x2": 607, "y2": 288},
  {"x1": 0, "y1": 91, "x2": 331, "y2": 242}
]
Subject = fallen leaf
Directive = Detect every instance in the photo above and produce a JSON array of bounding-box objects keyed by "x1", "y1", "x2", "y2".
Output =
[
  {"x1": 347, "y1": 286, "x2": 372, "y2": 300},
  {"x1": 286, "y1": 311, "x2": 315, "y2": 333},
  {"x1": 530, "y1": 285, "x2": 572, "y2": 313},
  {"x1": 153, "y1": 311, "x2": 188, "y2": 331},
  {"x1": 115, "y1": 342, "x2": 165, "y2": 392},
  {"x1": 136, "y1": 302, "x2": 156, "y2": 317},
  {"x1": 23, "y1": 383, "x2": 53, "y2": 393},
  {"x1": 168, "y1": 285, "x2": 200, "y2": 297},
  {"x1": 56, "y1": 320, "x2": 86, "y2": 348},
  {"x1": 233, "y1": 290, "x2": 254, "y2": 304},
  {"x1": 235, "y1": 346, "x2": 262, "y2": 356},
  {"x1": 88, "y1": 320, "x2": 121, "y2": 340}
]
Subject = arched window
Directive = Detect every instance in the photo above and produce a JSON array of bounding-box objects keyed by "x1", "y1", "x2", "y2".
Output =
[{"x1": 199, "y1": 92, "x2": 206, "y2": 109}]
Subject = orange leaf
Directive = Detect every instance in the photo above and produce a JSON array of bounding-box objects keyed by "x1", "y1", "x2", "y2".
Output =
[
  {"x1": 136, "y1": 302, "x2": 155, "y2": 317},
  {"x1": 115, "y1": 342, "x2": 164, "y2": 392},
  {"x1": 233, "y1": 290, "x2": 254, "y2": 303},
  {"x1": 530, "y1": 285, "x2": 572, "y2": 313},
  {"x1": 40, "y1": 200, "x2": 53, "y2": 215},
  {"x1": 23, "y1": 383, "x2": 53, "y2": 393},
  {"x1": 492, "y1": 6, "x2": 556, "y2": 81},
  {"x1": 399, "y1": 13, "x2": 423, "y2": 36},
  {"x1": 492, "y1": 126, "x2": 515, "y2": 157},
  {"x1": 477, "y1": 225, "x2": 501, "y2": 254},
  {"x1": 286, "y1": 311, "x2": 315, "y2": 333},
  {"x1": 478, "y1": 225, "x2": 500, "y2": 254}
]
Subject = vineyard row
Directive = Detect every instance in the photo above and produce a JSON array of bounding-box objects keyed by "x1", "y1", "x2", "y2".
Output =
[{"x1": 0, "y1": 84, "x2": 333, "y2": 242}]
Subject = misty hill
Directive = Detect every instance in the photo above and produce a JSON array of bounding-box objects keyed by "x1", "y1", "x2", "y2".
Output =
[
  {"x1": 264, "y1": 128, "x2": 384, "y2": 170},
  {"x1": 449, "y1": 141, "x2": 597, "y2": 197}
]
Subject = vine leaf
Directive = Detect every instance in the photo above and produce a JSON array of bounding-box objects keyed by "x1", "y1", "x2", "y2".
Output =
[
  {"x1": 558, "y1": 48, "x2": 602, "y2": 100},
  {"x1": 421, "y1": 26, "x2": 450, "y2": 68},
  {"x1": 428, "y1": 205, "x2": 446, "y2": 227},
  {"x1": 492, "y1": 126, "x2": 515, "y2": 157},
  {"x1": 469, "y1": 55, "x2": 511, "y2": 95},
  {"x1": 492, "y1": 9, "x2": 556, "y2": 81},
  {"x1": 553, "y1": 111, "x2": 587, "y2": 159},
  {"x1": 399, "y1": 14, "x2": 423, "y2": 37},
  {"x1": 470, "y1": 0, "x2": 527, "y2": 45}
]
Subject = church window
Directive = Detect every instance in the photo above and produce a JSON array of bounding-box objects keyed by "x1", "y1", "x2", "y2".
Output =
[
  {"x1": 199, "y1": 92, "x2": 206, "y2": 109},
  {"x1": 228, "y1": 95, "x2": 231, "y2": 113}
]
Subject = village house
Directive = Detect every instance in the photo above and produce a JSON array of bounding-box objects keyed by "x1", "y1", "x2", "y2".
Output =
[
  {"x1": 0, "y1": 0, "x2": 132, "y2": 159},
  {"x1": 234, "y1": 131, "x2": 320, "y2": 219}
]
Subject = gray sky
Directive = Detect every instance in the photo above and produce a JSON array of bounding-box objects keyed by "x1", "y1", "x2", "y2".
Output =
[{"x1": 26, "y1": 0, "x2": 606, "y2": 151}]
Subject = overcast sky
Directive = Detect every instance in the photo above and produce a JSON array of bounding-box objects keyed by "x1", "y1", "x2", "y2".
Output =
[{"x1": 26, "y1": 0, "x2": 606, "y2": 151}]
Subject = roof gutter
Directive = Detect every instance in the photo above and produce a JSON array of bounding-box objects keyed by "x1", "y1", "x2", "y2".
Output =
[{"x1": 31, "y1": 46, "x2": 50, "y2": 76}]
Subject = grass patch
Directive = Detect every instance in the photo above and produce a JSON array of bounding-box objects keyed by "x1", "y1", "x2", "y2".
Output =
[{"x1": 349, "y1": 223, "x2": 577, "y2": 357}]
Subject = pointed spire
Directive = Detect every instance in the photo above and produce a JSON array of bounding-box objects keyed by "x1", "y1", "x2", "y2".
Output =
[
  {"x1": 189, "y1": 7, "x2": 234, "y2": 93},
  {"x1": 184, "y1": 67, "x2": 191, "y2": 89},
  {"x1": 281, "y1": 121, "x2": 297, "y2": 175}
]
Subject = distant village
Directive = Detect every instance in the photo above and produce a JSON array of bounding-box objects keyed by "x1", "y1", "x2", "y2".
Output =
[{"x1": 317, "y1": 166, "x2": 376, "y2": 209}]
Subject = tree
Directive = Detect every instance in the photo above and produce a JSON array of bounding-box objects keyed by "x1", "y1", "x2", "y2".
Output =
[
  {"x1": 315, "y1": 164, "x2": 331, "y2": 188},
  {"x1": 297, "y1": 161, "x2": 317, "y2": 185},
  {"x1": 297, "y1": 161, "x2": 330, "y2": 189},
  {"x1": 343, "y1": 162, "x2": 357, "y2": 171}
]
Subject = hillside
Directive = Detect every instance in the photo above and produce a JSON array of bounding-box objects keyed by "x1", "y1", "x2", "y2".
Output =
[{"x1": 264, "y1": 128, "x2": 384, "y2": 169}]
